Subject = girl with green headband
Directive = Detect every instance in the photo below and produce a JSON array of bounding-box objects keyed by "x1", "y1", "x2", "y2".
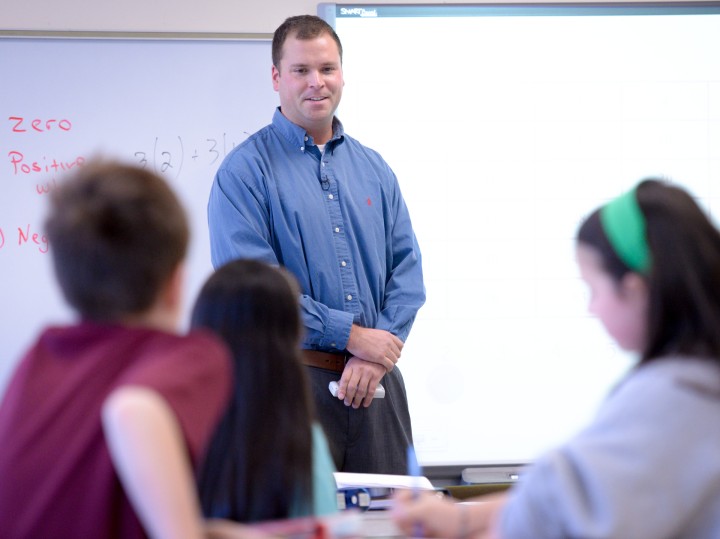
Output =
[{"x1": 392, "y1": 178, "x2": 720, "y2": 539}]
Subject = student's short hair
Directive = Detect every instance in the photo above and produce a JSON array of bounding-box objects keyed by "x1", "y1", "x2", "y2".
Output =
[
  {"x1": 577, "y1": 178, "x2": 720, "y2": 362},
  {"x1": 45, "y1": 160, "x2": 189, "y2": 321},
  {"x1": 272, "y1": 14, "x2": 343, "y2": 69}
]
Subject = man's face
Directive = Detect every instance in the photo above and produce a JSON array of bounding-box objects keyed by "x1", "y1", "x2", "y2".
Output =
[{"x1": 272, "y1": 32, "x2": 344, "y2": 142}]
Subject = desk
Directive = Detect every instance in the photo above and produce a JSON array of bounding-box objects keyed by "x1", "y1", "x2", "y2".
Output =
[
  {"x1": 359, "y1": 511, "x2": 404, "y2": 538},
  {"x1": 243, "y1": 509, "x2": 404, "y2": 539}
]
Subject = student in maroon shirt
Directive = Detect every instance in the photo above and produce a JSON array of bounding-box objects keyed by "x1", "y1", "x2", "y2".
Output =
[{"x1": 0, "y1": 162, "x2": 253, "y2": 539}]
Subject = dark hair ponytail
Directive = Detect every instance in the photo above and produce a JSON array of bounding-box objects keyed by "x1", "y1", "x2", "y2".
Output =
[{"x1": 191, "y1": 259, "x2": 315, "y2": 521}]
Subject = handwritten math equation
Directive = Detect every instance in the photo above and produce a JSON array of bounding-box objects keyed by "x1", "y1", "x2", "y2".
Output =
[{"x1": 132, "y1": 133, "x2": 246, "y2": 181}]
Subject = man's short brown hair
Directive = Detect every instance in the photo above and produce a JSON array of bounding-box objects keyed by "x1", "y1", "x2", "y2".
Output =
[{"x1": 272, "y1": 14, "x2": 343, "y2": 69}]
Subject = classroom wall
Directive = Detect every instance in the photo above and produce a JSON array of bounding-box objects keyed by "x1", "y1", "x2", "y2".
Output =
[{"x1": 2, "y1": 0, "x2": 705, "y2": 34}]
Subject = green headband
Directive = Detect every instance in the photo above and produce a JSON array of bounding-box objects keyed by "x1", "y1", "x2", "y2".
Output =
[{"x1": 600, "y1": 188, "x2": 650, "y2": 273}]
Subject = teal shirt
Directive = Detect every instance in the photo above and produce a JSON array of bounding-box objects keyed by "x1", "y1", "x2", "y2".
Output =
[{"x1": 290, "y1": 423, "x2": 338, "y2": 518}]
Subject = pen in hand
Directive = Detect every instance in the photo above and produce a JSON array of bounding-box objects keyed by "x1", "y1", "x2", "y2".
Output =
[{"x1": 407, "y1": 444, "x2": 424, "y2": 537}]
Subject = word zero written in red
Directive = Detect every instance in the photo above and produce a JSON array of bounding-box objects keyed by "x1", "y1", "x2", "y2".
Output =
[{"x1": 7, "y1": 116, "x2": 85, "y2": 176}]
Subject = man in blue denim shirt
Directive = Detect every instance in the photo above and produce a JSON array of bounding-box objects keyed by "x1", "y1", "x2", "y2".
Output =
[{"x1": 207, "y1": 14, "x2": 425, "y2": 473}]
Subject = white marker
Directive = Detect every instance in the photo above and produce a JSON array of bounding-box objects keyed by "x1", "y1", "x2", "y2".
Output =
[{"x1": 329, "y1": 381, "x2": 385, "y2": 398}]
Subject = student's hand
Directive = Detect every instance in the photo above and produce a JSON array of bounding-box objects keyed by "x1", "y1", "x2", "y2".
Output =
[
  {"x1": 346, "y1": 325, "x2": 403, "y2": 372},
  {"x1": 392, "y1": 489, "x2": 468, "y2": 538},
  {"x1": 336, "y1": 356, "x2": 387, "y2": 408},
  {"x1": 392, "y1": 489, "x2": 508, "y2": 539}
]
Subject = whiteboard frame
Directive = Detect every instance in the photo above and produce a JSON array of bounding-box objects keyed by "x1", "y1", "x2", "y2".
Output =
[{"x1": 0, "y1": 30, "x2": 272, "y2": 40}]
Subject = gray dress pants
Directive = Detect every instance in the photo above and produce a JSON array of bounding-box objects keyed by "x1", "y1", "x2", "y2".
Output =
[{"x1": 306, "y1": 365, "x2": 413, "y2": 474}]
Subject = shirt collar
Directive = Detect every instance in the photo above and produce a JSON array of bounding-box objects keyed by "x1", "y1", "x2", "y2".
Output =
[{"x1": 271, "y1": 107, "x2": 345, "y2": 152}]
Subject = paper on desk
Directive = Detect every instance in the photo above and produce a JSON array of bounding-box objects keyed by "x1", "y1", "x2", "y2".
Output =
[{"x1": 334, "y1": 472, "x2": 434, "y2": 490}]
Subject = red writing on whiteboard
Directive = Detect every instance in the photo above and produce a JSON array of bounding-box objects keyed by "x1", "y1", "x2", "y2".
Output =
[
  {"x1": 9, "y1": 116, "x2": 72, "y2": 133},
  {"x1": 18, "y1": 224, "x2": 49, "y2": 254},
  {"x1": 0, "y1": 227, "x2": 4, "y2": 249},
  {"x1": 8, "y1": 151, "x2": 85, "y2": 176},
  {"x1": 36, "y1": 178, "x2": 58, "y2": 195}
]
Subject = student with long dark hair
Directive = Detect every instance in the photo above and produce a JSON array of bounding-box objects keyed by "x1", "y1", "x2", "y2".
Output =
[
  {"x1": 392, "y1": 178, "x2": 720, "y2": 538},
  {"x1": 191, "y1": 259, "x2": 338, "y2": 522}
]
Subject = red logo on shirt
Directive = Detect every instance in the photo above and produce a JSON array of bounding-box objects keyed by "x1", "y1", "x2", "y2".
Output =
[{"x1": 366, "y1": 198, "x2": 372, "y2": 206}]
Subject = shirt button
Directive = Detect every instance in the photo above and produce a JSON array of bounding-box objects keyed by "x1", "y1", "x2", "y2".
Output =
[
  {"x1": 341, "y1": 261, "x2": 347, "y2": 267},
  {"x1": 331, "y1": 342, "x2": 337, "y2": 348},
  {"x1": 322, "y1": 162, "x2": 326, "y2": 167},
  {"x1": 334, "y1": 227, "x2": 340, "y2": 233},
  {"x1": 328, "y1": 194, "x2": 334, "y2": 200},
  {"x1": 346, "y1": 295, "x2": 353, "y2": 301},
  {"x1": 304, "y1": 136, "x2": 309, "y2": 141}
]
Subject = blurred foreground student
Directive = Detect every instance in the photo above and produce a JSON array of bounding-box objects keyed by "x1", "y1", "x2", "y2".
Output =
[
  {"x1": 191, "y1": 259, "x2": 338, "y2": 522},
  {"x1": 393, "y1": 178, "x2": 720, "y2": 539},
  {"x1": 0, "y1": 162, "x2": 249, "y2": 539}
]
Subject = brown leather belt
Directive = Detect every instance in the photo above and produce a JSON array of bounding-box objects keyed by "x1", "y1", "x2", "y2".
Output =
[{"x1": 301, "y1": 350, "x2": 347, "y2": 373}]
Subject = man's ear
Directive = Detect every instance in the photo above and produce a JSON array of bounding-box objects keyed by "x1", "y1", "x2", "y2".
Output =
[{"x1": 272, "y1": 64, "x2": 281, "y2": 91}]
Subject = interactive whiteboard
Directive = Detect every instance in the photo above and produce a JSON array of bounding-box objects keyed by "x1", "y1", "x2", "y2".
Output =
[
  {"x1": 319, "y1": 3, "x2": 720, "y2": 469},
  {"x1": 0, "y1": 36, "x2": 278, "y2": 393}
]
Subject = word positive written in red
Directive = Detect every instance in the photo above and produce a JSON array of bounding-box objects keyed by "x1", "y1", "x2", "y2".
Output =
[
  {"x1": 8, "y1": 116, "x2": 72, "y2": 133},
  {"x1": 8, "y1": 150, "x2": 85, "y2": 177}
]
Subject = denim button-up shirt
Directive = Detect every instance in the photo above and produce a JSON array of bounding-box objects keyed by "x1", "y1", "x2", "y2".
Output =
[{"x1": 208, "y1": 108, "x2": 425, "y2": 352}]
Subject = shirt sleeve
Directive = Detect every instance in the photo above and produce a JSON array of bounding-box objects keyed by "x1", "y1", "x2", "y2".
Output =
[
  {"x1": 375, "y1": 169, "x2": 426, "y2": 343},
  {"x1": 300, "y1": 294, "x2": 354, "y2": 351},
  {"x1": 208, "y1": 166, "x2": 277, "y2": 268}
]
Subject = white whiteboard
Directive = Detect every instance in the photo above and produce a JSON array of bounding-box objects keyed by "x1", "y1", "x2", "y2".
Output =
[
  {"x1": 0, "y1": 36, "x2": 278, "y2": 393},
  {"x1": 320, "y1": 3, "x2": 720, "y2": 468}
]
